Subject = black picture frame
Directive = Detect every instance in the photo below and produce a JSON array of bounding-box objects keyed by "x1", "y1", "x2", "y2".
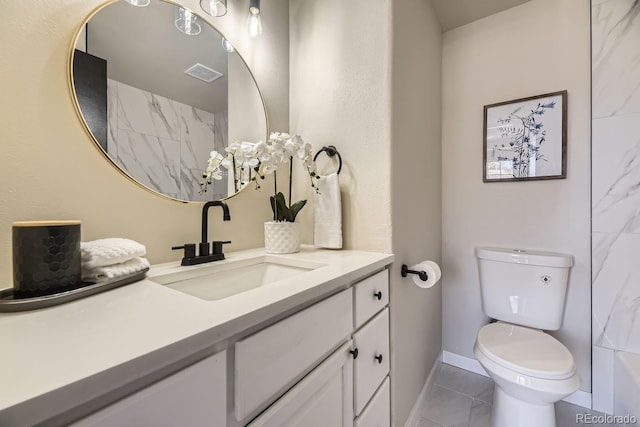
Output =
[{"x1": 483, "y1": 90, "x2": 567, "y2": 182}]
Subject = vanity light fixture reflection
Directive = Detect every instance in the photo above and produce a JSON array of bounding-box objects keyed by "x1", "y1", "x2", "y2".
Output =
[
  {"x1": 247, "y1": 0, "x2": 262, "y2": 38},
  {"x1": 222, "y1": 38, "x2": 234, "y2": 53},
  {"x1": 175, "y1": 7, "x2": 201, "y2": 35},
  {"x1": 200, "y1": 0, "x2": 227, "y2": 17},
  {"x1": 125, "y1": 0, "x2": 151, "y2": 6}
]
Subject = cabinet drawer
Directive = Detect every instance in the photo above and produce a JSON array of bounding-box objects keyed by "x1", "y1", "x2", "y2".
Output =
[
  {"x1": 353, "y1": 308, "x2": 390, "y2": 415},
  {"x1": 247, "y1": 341, "x2": 354, "y2": 427},
  {"x1": 235, "y1": 289, "x2": 353, "y2": 421},
  {"x1": 354, "y1": 377, "x2": 390, "y2": 427},
  {"x1": 72, "y1": 351, "x2": 226, "y2": 427},
  {"x1": 354, "y1": 270, "x2": 389, "y2": 329}
]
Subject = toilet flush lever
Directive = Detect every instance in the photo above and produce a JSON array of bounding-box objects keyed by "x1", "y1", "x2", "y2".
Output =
[{"x1": 541, "y1": 275, "x2": 551, "y2": 285}]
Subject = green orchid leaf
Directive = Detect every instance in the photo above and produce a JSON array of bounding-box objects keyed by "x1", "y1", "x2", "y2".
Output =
[
  {"x1": 269, "y1": 192, "x2": 307, "y2": 222},
  {"x1": 288, "y1": 200, "x2": 307, "y2": 222}
]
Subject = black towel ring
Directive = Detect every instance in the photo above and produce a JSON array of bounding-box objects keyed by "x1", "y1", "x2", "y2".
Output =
[{"x1": 313, "y1": 145, "x2": 342, "y2": 175}]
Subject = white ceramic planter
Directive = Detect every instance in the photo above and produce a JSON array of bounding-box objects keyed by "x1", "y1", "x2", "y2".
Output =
[{"x1": 264, "y1": 221, "x2": 300, "y2": 254}]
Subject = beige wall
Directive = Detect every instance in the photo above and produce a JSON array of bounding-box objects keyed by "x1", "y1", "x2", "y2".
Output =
[
  {"x1": 0, "y1": 0, "x2": 289, "y2": 285},
  {"x1": 289, "y1": 0, "x2": 392, "y2": 253},
  {"x1": 390, "y1": 0, "x2": 442, "y2": 425},
  {"x1": 441, "y1": 0, "x2": 592, "y2": 391}
]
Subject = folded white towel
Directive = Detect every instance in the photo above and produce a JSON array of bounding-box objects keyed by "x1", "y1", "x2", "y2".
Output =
[
  {"x1": 81, "y1": 238, "x2": 146, "y2": 269},
  {"x1": 82, "y1": 257, "x2": 150, "y2": 283},
  {"x1": 314, "y1": 173, "x2": 343, "y2": 249}
]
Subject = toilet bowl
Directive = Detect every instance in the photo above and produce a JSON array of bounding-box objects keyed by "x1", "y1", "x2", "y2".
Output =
[
  {"x1": 474, "y1": 247, "x2": 581, "y2": 427},
  {"x1": 474, "y1": 322, "x2": 581, "y2": 427}
]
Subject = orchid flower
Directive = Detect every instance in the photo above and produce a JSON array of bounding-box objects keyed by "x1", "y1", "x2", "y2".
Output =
[{"x1": 200, "y1": 132, "x2": 321, "y2": 200}]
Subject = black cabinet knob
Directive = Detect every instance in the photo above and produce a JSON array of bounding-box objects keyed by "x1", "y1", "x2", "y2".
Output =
[
  {"x1": 373, "y1": 291, "x2": 382, "y2": 301},
  {"x1": 350, "y1": 348, "x2": 359, "y2": 359},
  {"x1": 375, "y1": 354, "x2": 383, "y2": 364}
]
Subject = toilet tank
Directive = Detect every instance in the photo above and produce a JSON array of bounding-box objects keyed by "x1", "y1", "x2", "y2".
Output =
[{"x1": 475, "y1": 247, "x2": 573, "y2": 331}]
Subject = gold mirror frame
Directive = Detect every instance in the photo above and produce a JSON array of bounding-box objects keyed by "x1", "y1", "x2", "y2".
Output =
[{"x1": 67, "y1": 0, "x2": 269, "y2": 204}]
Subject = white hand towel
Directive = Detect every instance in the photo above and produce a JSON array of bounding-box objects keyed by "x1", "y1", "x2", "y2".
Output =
[
  {"x1": 81, "y1": 238, "x2": 146, "y2": 269},
  {"x1": 314, "y1": 173, "x2": 342, "y2": 249},
  {"x1": 82, "y1": 257, "x2": 150, "y2": 283}
]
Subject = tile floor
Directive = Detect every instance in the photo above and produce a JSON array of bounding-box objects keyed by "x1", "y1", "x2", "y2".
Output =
[{"x1": 412, "y1": 363, "x2": 614, "y2": 427}]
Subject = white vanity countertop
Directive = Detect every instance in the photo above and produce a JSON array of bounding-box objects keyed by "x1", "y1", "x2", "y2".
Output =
[{"x1": 0, "y1": 246, "x2": 393, "y2": 425}]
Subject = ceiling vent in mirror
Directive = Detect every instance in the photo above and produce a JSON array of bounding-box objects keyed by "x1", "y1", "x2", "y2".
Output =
[{"x1": 184, "y1": 63, "x2": 223, "y2": 83}]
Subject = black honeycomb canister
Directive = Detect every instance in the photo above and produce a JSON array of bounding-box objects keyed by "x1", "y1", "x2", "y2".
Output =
[{"x1": 12, "y1": 221, "x2": 81, "y2": 298}]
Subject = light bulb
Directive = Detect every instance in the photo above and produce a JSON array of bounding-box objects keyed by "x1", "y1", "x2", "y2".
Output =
[{"x1": 247, "y1": 11, "x2": 262, "y2": 38}]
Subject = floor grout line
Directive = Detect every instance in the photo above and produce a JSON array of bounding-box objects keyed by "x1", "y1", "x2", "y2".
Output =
[{"x1": 429, "y1": 382, "x2": 477, "y2": 400}]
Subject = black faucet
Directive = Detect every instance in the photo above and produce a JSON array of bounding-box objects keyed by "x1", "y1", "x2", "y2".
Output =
[
  {"x1": 201, "y1": 201, "x2": 231, "y2": 255},
  {"x1": 172, "y1": 201, "x2": 231, "y2": 266}
]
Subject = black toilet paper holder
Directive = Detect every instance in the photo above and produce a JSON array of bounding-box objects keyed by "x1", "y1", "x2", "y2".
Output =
[{"x1": 401, "y1": 264, "x2": 428, "y2": 282}]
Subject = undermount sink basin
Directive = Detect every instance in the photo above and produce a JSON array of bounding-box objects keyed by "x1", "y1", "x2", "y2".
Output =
[{"x1": 149, "y1": 256, "x2": 326, "y2": 301}]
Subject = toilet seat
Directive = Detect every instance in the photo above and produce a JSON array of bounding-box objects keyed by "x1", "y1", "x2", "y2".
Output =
[{"x1": 475, "y1": 322, "x2": 576, "y2": 380}]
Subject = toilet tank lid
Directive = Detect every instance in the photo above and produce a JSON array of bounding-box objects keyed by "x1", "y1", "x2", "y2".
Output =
[{"x1": 475, "y1": 247, "x2": 573, "y2": 267}]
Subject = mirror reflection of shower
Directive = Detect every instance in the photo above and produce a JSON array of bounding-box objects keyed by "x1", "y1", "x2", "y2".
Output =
[{"x1": 71, "y1": 0, "x2": 267, "y2": 202}]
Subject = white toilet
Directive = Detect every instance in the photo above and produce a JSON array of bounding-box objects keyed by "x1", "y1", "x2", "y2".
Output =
[{"x1": 474, "y1": 247, "x2": 581, "y2": 427}]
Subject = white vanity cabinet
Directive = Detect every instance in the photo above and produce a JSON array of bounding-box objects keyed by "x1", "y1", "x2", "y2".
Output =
[
  {"x1": 237, "y1": 269, "x2": 390, "y2": 427},
  {"x1": 352, "y1": 270, "x2": 390, "y2": 426},
  {"x1": 69, "y1": 270, "x2": 391, "y2": 427},
  {"x1": 354, "y1": 270, "x2": 389, "y2": 329},
  {"x1": 355, "y1": 377, "x2": 390, "y2": 427},
  {"x1": 353, "y1": 308, "x2": 390, "y2": 415},
  {"x1": 71, "y1": 351, "x2": 226, "y2": 427},
  {"x1": 234, "y1": 288, "x2": 353, "y2": 421},
  {"x1": 247, "y1": 342, "x2": 354, "y2": 427}
]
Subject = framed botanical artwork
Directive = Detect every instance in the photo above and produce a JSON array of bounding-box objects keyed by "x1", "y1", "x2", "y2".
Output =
[{"x1": 483, "y1": 90, "x2": 567, "y2": 182}]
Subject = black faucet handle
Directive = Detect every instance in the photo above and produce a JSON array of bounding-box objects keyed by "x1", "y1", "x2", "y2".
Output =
[
  {"x1": 212, "y1": 241, "x2": 232, "y2": 255},
  {"x1": 199, "y1": 242, "x2": 210, "y2": 257},
  {"x1": 172, "y1": 243, "x2": 196, "y2": 259}
]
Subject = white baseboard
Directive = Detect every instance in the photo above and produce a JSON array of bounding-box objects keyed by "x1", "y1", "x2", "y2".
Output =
[
  {"x1": 442, "y1": 351, "x2": 488, "y2": 377},
  {"x1": 403, "y1": 352, "x2": 442, "y2": 427},
  {"x1": 442, "y1": 351, "x2": 592, "y2": 409}
]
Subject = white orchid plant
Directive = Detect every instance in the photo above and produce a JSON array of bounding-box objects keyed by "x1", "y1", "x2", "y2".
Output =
[{"x1": 200, "y1": 132, "x2": 319, "y2": 222}]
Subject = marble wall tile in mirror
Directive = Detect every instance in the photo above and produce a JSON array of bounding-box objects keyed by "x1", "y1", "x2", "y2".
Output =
[{"x1": 70, "y1": 0, "x2": 268, "y2": 202}]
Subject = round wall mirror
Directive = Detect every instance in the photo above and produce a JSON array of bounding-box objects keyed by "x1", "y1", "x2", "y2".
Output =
[{"x1": 69, "y1": 0, "x2": 268, "y2": 202}]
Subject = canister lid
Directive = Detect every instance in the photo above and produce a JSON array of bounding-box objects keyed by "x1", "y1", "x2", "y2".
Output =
[
  {"x1": 13, "y1": 220, "x2": 81, "y2": 227},
  {"x1": 475, "y1": 247, "x2": 573, "y2": 267}
]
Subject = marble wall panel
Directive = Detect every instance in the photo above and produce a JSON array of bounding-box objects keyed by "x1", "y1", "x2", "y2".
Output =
[
  {"x1": 180, "y1": 105, "x2": 216, "y2": 172},
  {"x1": 592, "y1": 232, "x2": 640, "y2": 353},
  {"x1": 106, "y1": 79, "x2": 118, "y2": 159},
  {"x1": 592, "y1": 0, "x2": 640, "y2": 356},
  {"x1": 115, "y1": 81, "x2": 181, "y2": 141},
  {"x1": 592, "y1": 114, "x2": 640, "y2": 234},
  {"x1": 116, "y1": 130, "x2": 181, "y2": 196},
  {"x1": 592, "y1": 0, "x2": 640, "y2": 118},
  {"x1": 107, "y1": 79, "x2": 224, "y2": 200}
]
